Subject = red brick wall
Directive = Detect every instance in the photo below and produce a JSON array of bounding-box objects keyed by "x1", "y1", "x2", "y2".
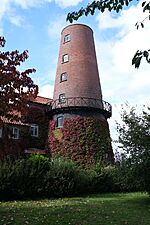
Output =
[
  {"x1": 0, "y1": 102, "x2": 49, "y2": 159},
  {"x1": 53, "y1": 24, "x2": 102, "y2": 102}
]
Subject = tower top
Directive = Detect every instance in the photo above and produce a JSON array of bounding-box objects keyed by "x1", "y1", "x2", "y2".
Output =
[{"x1": 61, "y1": 23, "x2": 93, "y2": 34}]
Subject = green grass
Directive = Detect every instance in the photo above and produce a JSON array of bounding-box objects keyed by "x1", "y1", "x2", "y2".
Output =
[{"x1": 0, "y1": 192, "x2": 150, "y2": 225}]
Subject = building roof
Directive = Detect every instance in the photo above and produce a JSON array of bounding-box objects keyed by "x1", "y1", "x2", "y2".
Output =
[
  {"x1": 0, "y1": 116, "x2": 29, "y2": 126},
  {"x1": 0, "y1": 96, "x2": 52, "y2": 126},
  {"x1": 30, "y1": 96, "x2": 52, "y2": 105}
]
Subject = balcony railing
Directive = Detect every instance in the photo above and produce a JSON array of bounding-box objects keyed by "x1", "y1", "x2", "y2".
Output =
[{"x1": 47, "y1": 97, "x2": 112, "y2": 118}]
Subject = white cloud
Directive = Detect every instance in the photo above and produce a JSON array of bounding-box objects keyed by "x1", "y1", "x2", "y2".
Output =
[
  {"x1": 95, "y1": 0, "x2": 150, "y2": 103},
  {"x1": 13, "y1": 0, "x2": 47, "y2": 8},
  {"x1": 0, "y1": 0, "x2": 26, "y2": 27},
  {"x1": 0, "y1": 0, "x2": 83, "y2": 29},
  {"x1": 13, "y1": 0, "x2": 83, "y2": 8},
  {"x1": 96, "y1": 0, "x2": 150, "y2": 38},
  {"x1": 8, "y1": 14, "x2": 24, "y2": 26},
  {"x1": 95, "y1": 0, "x2": 150, "y2": 145},
  {"x1": 0, "y1": 0, "x2": 10, "y2": 21},
  {"x1": 55, "y1": 0, "x2": 83, "y2": 8},
  {"x1": 48, "y1": 15, "x2": 67, "y2": 39},
  {"x1": 39, "y1": 84, "x2": 54, "y2": 99}
]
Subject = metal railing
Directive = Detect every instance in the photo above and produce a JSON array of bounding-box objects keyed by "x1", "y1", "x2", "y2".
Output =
[{"x1": 47, "y1": 97, "x2": 112, "y2": 117}]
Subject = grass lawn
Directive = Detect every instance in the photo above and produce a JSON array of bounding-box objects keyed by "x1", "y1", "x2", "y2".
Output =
[{"x1": 0, "y1": 192, "x2": 150, "y2": 225}]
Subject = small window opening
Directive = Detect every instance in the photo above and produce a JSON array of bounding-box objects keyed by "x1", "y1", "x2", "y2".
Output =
[
  {"x1": 11, "y1": 127, "x2": 19, "y2": 139},
  {"x1": 56, "y1": 116, "x2": 64, "y2": 128},
  {"x1": 30, "y1": 124, "x2": 39, "y2": 137},
  {"x1": 64, "y1": 34, "x2": 71, "y2": 43},
  {"x1": 62, "y1": 54, "x2": 69, "y2": 63},
  {"x1": 60, "y1": 72, "x2": 67, "y2": 82},
  {"x1": 59, "y1": 93, "x2": 66, "y2": 103}
]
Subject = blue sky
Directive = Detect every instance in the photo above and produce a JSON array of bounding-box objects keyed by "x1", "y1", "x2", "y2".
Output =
[{"x1": 1, "y1": 0, "x2": 150, "y2": 147}]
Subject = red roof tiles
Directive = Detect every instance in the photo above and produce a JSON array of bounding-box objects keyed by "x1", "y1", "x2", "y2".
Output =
[
  {"x1": 30, "y1": 96, "x2": 52, "y2": 105},
  {"x1": 0, "y1": 96, "x2": 52, "y2": 126}
]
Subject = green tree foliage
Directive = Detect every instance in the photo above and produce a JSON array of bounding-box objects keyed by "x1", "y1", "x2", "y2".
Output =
[
  {"x1": 0, "y1": 36, "x2": 38, "y2": 122},
  {"x1": 67, "y1": 0, "x2": 150, "y2": 68},
  {"x1": 117, "y1": 105, "x2": 150, "y2": 193}
]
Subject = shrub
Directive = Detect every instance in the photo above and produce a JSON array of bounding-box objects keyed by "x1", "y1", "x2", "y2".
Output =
[
  {"x1": 13, "y1": 154, "x2": 51, "y2": 198},
  {"x1": 0, "y1": 154, "x2": 51, "y2": 199},
  {"x1": 90, "y1": 165, "x2": 115, "y2": 193},
  {"x1": 0, "y1": 155, "x2": 97, "y2": 199},
  {"x1": 100, "y1": 163, "x2": 146, "y2": 193},
  {"x1": 90, "y1": 162, "x2": 145, "y2": 193},
  {"x1": 0, "y1": 158, "x2": 17, "y2": 199},
  {"x1": 0, "y1": 155, "x2": 146, "y2": 200},
  {"x1": 45, "y1": 157, "x2": 96, "y2": 197}
]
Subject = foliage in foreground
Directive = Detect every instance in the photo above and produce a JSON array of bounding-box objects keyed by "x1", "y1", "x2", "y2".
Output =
[
  {"x1": 0, "y1": 155, "x2": 95, "y2": 199},
  {"x1": 117, "y1": 105, "x2": 150, "y2": 194},
  {"x1": 0, "y1": 154, "x2": 146, "y2": 200},
  {"x1": 0, "y1": 192, "x2": 150, "y2": 225}
]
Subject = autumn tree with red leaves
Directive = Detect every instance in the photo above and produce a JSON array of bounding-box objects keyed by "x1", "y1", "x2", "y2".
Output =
[{"x1": 0, "y1": 36, "x2": 38, "y2": 122}]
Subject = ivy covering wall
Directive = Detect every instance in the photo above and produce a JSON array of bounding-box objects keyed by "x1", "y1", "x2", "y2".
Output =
[
  {"x1": 0, "y1": 105, "x2": 48, "y2": 159},
  {"x1": 0, "y1": 125, "x2": 26, "y2": 159},
  {"x1": 25, "y1": 106, "x2": 48, "y2": 150},
  {"x1": 49, "y1": 116, "x2": 114, "y2": 167}
]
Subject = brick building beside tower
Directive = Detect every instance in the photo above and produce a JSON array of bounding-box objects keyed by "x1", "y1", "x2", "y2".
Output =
[
  {"x1": 0, "y1": 96, "x2": 51, "y2": 159},
  {"x1": 0, "y1": 23, "x2": 114, "y2": 165},
  {"x1": 48, "y1": 24, "x2": 114, "y2": 166}
]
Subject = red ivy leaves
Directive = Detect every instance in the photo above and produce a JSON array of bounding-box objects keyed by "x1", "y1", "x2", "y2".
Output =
[{"x1": 49, "y1": 116, "x2": 112, "y2": 167}]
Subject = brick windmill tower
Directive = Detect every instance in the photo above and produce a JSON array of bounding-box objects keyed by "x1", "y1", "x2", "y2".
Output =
[{"x1": 48, "y1": 24, "x2": 114, "y2": 166}]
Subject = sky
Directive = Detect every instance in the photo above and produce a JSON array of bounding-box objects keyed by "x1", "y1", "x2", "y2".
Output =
[{"x1": 0, "y1": 0, "x2": 150, "y2": 150}]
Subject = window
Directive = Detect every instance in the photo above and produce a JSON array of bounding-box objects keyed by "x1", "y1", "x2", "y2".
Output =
[
  {"x1": 60, "y1": 72, "x2": 67, "y2": 82},
  {"x1": 59, "y1": 93, "x2": 66, "y2": 103},
  {"x1": 30, "y1": 124, "x2": 39, "y2": 137},
  {"x1": 56, "y1": 116, "x2": 64, "y2": 128},
  {"x1": 62, "y1": 54, "x2": 69, "y2": 63},
  {"x1": 11, "y1": 127, "x2": 19, "y2": 139},
  {"x1": 64, "y1": 34, "x2": 70, "y2": 43},
  {"x1": 0, "y1": 127, "x2": 2, "y2": 138}
]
